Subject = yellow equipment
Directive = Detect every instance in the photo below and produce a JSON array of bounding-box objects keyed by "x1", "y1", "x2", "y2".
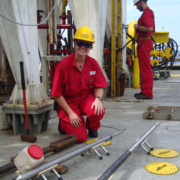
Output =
[
  {"x1": 126, "y1": 20, "x2": 178, "y2": 83},
  {"x1": 150, "y1": 47, "x2": 173, "y2": 63},
  {"x1": 126, "y1": 20, "x2": 139, "y2": 88},
  {"x1": 152, "y1": 32, "x2": 169, "y2": 43},
  {"x1": 62, "y1": 0, "x2": 67, "y2": 14},
  {"x1": 150, "y1": 32, "x2": 173, "y2": 65},
  {"x1": 73, "y1": 26, "x2": 95, "y2": 43},
  {"x1": 126, "y1": 20, "x2": 137, "y2": 50}
]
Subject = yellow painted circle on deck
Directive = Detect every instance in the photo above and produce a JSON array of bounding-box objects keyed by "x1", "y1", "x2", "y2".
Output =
[
  {"x1": 145, "y1": 162, "x2": 179, "y2": 175},
  {"x1": 150, "y1": 149, "x2": 179, "y2": 158},
  {"x1": 86, "y1": 139, "x2": 111, "y2": 146}
]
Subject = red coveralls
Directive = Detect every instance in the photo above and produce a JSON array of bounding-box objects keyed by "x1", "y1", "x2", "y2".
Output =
[
  {"x1": 51, "y1": 53, "x2": 108, "y2": 143},
  {"x1": 137, "y1": 7, "x2": 155, "y2": 98}
]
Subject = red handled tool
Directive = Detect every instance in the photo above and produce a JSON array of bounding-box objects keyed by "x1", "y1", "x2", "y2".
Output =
[{"x1": 20, "y1": 62, "x2": 37, "y2": 143}]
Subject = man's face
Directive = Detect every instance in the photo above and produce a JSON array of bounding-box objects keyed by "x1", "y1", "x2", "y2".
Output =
[
  {"x1": 135, "y1": 1, "x2": 143, "y2": 12},
  {"x1": 74, "y1": 40, "x2": 92, "y2": 56}
]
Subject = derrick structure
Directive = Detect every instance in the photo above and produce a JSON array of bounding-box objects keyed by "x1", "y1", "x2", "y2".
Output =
[
  {"x1": 0, "y1": 0, "x2": 129, "y2": 133},
  {"x1": 0, "y1": 0, "x2": 55, "y2": 134}
]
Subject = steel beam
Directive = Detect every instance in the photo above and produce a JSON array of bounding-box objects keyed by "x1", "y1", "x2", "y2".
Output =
[{"x1": 111, "y1": 0, "x2": 116, "y2": 97}]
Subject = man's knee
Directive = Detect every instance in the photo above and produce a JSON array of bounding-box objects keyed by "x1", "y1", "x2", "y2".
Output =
[
  {"x1": 77, "y1": 134, "x2": 87, "y2": 143},
  {"x1": 64, "y1": 127, "x2": 87, "y2": 143},
  {"x1": 89, "y1": 111, "x2": 105, "y2": 121},
  {"x1": 65, "y1": 131, "x2": 87, "y2": 143}
]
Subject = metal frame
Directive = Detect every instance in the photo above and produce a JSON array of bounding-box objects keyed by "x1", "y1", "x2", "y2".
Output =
[
  {"x1": 111, "y1": 0, "x2": 122, "y2": 97},
  {"x1": 41, "y1": 56, "x2": 65, "y2": 92}
]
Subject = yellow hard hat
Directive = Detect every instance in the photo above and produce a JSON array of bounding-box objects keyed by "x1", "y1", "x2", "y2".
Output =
[{"x1": 73, "y1": 26, "x2": 95, "y2": 43}]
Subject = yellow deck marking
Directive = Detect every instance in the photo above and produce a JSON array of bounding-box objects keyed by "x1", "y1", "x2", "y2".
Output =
[
  {"x1": 86, "y1": 139, "x2": 111, "y2": 146},
  {"x1": 145, "y1": 162, "x2": 179, "y2": 175},
  {"x1": 150, "y1": 148, "x2": 179, "y2": 158},
  {"x1": 171, "y1": 74, "x2": 180, "y2": 77}
]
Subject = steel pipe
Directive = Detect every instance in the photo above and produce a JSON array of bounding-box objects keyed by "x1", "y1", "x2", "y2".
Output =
[
  {"x1": 97, "y1": 122, "x2": 160, "y2": 180},
  {"x1": 38, "y1": 24, "x2": 75, "y2": 29},
  {"x1": 16, "y1": 132, "x2": 122, "y2": 180}
]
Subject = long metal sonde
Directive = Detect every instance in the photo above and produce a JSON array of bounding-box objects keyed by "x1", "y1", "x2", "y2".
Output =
[
  {"x1": 97, "y1": 122, "x2": 160, "y2": 180},
  {"x1": 16, "y1": 132, "x2": 123, "y2": 180}
]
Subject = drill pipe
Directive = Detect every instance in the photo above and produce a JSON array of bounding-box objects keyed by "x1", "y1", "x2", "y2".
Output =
[
  {"x1": 97, "y1": 122, "x2": 160, "y2": 180},
  {"x1": 16, "y1": 132, "x2": 122, "y2": 180}
]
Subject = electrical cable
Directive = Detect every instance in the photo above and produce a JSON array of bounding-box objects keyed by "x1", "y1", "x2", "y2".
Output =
[
  {"x1": 121, "y1": 39, "x2": 133, "y2": 51},
  {"x1": 127, "y1": 47, "x2": 134, "y2": 55},
  {"x1": 101, "y1": 125, "x2": 126, "y2": 132},
  {"x1": 0, "y1": 0, "x2": 62, "y2": 26},
  {"x1": 121, "y1": 32, "x2": 137, "y2": 53}
]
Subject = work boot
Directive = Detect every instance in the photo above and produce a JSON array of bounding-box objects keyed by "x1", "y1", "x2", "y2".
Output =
[
  {"x1": 136, "y1": 94, "x2": 153, "y2": 99},
  {"x1": 58, "y1": 120, "x2": 66, "y2": 135},
  {"x1": 88, "y1": 128, "x2": 98, "y2": 138},
  {"x1": 134, "y1": 93, "x2": 140, "y2": 97}
]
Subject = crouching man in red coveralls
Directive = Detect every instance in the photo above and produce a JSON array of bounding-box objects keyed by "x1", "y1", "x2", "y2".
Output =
[
  {"x1": 133, "y1": 0, "x2": 155, "y2": 99},
  {"x1": 51, "y1": 26, "x2": 108, "y2": 143}
]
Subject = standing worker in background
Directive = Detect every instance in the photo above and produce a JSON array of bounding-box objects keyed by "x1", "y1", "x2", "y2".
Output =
[
  {"x1": 51, "y1": 26, "x2": 108, "y2": 143},
  {"x1": 133, "y1": 0, "x2": 155, "y2": 99}
]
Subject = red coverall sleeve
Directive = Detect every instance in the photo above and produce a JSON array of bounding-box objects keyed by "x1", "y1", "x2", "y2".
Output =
[
  {"x1": 142, "y1": 10, "x2": 154, "y2": 28},
  {"x1": 93, "y1": 61, "x2": 108, "y2": 89},
  {"x1": 51, "y1": 62, "x2": 64, "y2": 97}
]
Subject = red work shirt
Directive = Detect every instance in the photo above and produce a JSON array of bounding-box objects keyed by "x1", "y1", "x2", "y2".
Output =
[
  {"x1": 138, "y1": 7, "x2": 155, "y2": 37},
  {"x1": 51, "y1": 53, "x2": 108, "y2": 103}
]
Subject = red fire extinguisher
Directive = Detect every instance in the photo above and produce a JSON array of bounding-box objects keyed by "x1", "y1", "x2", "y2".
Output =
[{"x1": 120, "y1": 72, "x2": 126, "y2": 96}]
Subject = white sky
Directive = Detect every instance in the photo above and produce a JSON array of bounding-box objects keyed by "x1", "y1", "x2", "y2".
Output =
[{"x1": 126, "y1": 0, "x2": 180, "y2": 46}]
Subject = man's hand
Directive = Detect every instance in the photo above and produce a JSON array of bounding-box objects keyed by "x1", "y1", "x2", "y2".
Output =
[
  {"x1": 91, "y1": 98, "x2": 104, "y2": 115},
  {"x1": 134, "y1": 24, "x2": 153, "y2": 32},
  {"x1": 134, "y1": 24, "x2": 138, "y2": 31},
  {"x1": 69, "y1": 112, "x2": 81, "y2": 128}
]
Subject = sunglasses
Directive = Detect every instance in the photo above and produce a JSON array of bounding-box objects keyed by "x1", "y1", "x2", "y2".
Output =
[{"x1": 75, "y1": 40, "x2": 92, "y2": 48}]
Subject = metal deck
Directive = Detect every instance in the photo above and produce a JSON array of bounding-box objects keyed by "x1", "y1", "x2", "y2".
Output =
[{"x1": 0, "y1": 76, "x2": 180, "y2": 180}]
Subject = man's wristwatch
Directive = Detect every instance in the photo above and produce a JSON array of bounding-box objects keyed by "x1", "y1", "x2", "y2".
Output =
[{"x1": 96, "y1": 96, "x2": 102, "y2": 100}]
